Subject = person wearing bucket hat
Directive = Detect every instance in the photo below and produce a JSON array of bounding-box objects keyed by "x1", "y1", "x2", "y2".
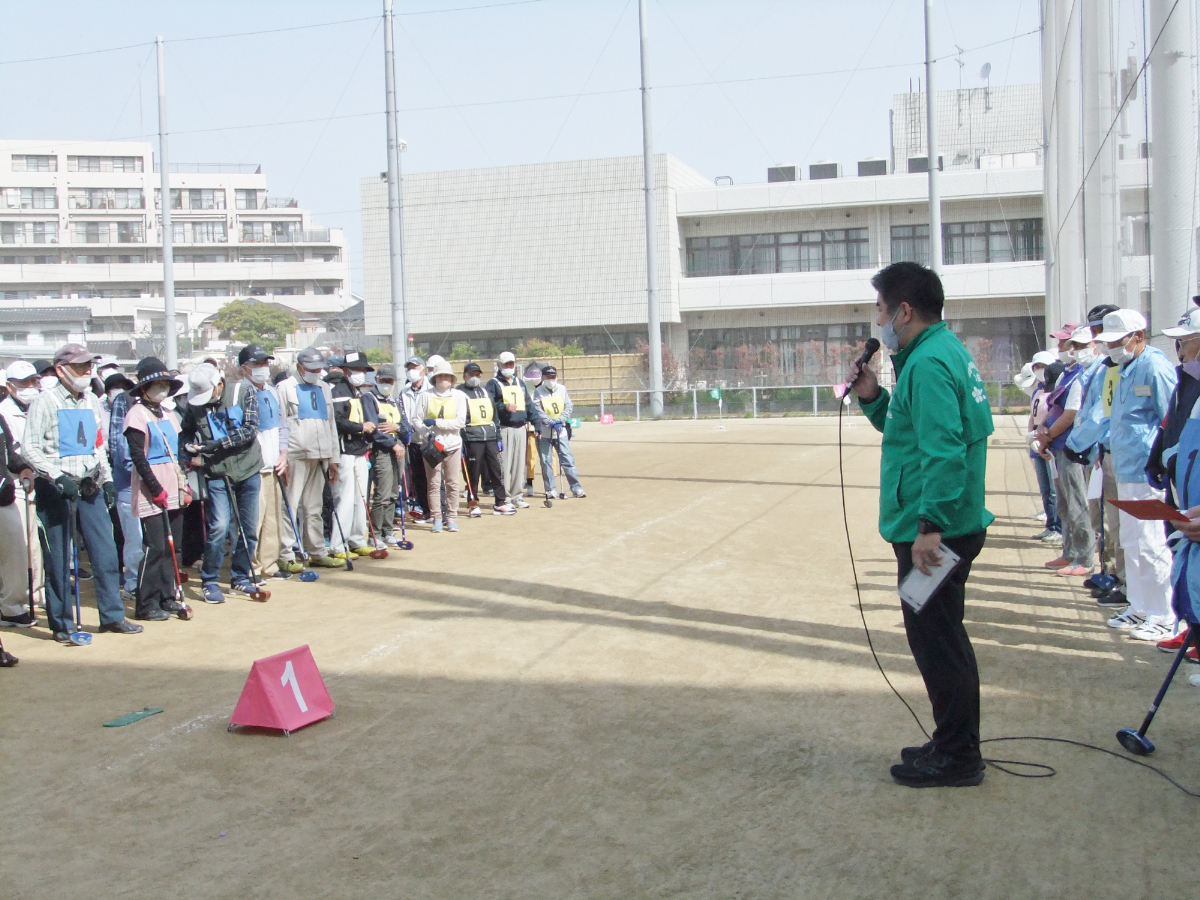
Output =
[
  {"x1": 237, "y1": 344, "x2": 291, "y2": 579},
  {"x1": 0, "y1": 360, "x2": 48, "y2": 614},
  {"x1": 123, "y1": 358, "x2": 190, "y2": 621},
  {"x1": 1024, "y1": 350, "x2": 1062, "y2": 544},
  {"x1": 521, "y1": 361, "x2": 543, "y2": 498},
  {"x1": 327, "y1": 350, "x2": 377, "y2": 558},
  {"x1": 458, "y1": 361, "x2": 511, "y2": 517},
  {"x1": 104, "y1": 365, "x2": 144, "y2": 604},
  {"x1": 178, "y1": 361, "x2": 263, "y2": 604},
  {"x1": 400, "y1": 355, "x2": 432, "y2": 522},
  {"x1": 1036, "y1": 324, "x2": 1096, "y2": 576},
  {"x1": 413, "y1": 357, "x2": 466, "y2": 532},
  {"x1": 23, "y1": 343, "x2": 143, "y2": 639},
  {"x1": 277, "y1": 347, "x2": 342, "y2": 569},
  {"x1": 367, "y1": 363, "x2": 409, "y2": 545},
  {"x1": 533, "y1": 364, "x2": 586, "y2": 498},
  {"x1": 1065, "y1": 305, "x2": 1127, "y2": 599},
  {"x1": 1094, "y1": 308, "x2": 1179, "y2": 641}
]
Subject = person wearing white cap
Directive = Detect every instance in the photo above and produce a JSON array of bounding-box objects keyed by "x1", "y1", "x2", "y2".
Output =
[
  {"x1": 1066, "y1": 304, "x2": 1126, "y2": 605},
  {"x1": 486, "y1": 350, "x2": 545, "y2": 509},
  {"x1": 1095, "y1": 308, "x2": 1179, "y2": 640},
  {"x1": 400, "y1": 355, "x2": 432, "y2": 522},
  {"x1": 1023, "y1": 350, "x2": 1061, "y2": 543},
  {"x1": 1036, "y1": 327, "x2": 1096, "y2": 576},
  {"x1": 0, "y1": 360, "x2": 47, "y2": 613},
  {"x1": 413, "y1": 357, "x2": 466, "y2": 532}
]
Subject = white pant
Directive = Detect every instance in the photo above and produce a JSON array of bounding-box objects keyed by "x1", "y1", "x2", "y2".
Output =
[
  {"x1": 330, "y1": 453, "x2": 369, "y2": 552},
  {"x1": 15, "y1": 488, "x2": 44, "y2": 608},
  {"x1": 0, "y1": 501, "x2": 30, "y2": 618},
  {"x1": 1117, "y1": 482, "x2": 1174, "y2": 620}
]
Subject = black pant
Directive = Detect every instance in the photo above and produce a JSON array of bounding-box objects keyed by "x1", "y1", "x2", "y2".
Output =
[
  {"x1": 463, "y1": 439, "x2": 507, "y2": 505},
  {"x1": 406, "y1": 444, "x2": 430, "y2": 517},
  {"x1": 138, "y1": 508, "x2": 183, "y2": 617},
  {"x1": 181, "y1": 493, "x2": 205, "y2": 567},
  {"x1": 893, "y1": 530, "x2": 987, "y2": 763}
]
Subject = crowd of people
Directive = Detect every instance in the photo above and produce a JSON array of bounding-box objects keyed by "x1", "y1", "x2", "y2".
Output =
[
  {"x1": 1016, "y1": 302, "x2": 1200, "y2": 685},
  {"x1": 0, "y1": 345, "x2": 586, "y2": 649}
]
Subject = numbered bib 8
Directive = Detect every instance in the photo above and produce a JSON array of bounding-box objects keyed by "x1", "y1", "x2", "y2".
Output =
[
  {"x1": 542, "y1": 394, "x2": 566, "y2": 419},
  {"x1": 295, "y1": 385, "x2": 328, "y2": 420},
  {"x1": 57, "y1": 408, "x2": 97, "y2": 458}
]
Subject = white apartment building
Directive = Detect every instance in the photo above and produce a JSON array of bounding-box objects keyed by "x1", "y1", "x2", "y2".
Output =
[
  {"x1": 361, "y1": 85, "x2": 1152, "y2": 384},
  {"x1": 0, "y1": 139, "x2": 352, "y2": 364}
]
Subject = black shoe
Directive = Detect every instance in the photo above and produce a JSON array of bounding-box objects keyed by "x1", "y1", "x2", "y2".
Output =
[
  {"x1": 1096, "y1": 588, "x2": 1128, "y2": 608},
  {"x1": 1, "y1": 611, "x2": 37, "y2": 628},
  {"x1": 161, "y1": 600, "x2": 184, "y2": 613},
  {"x1": 98, "y1": 619, "x2": 144, "y2": 634},
  {"x1": 77, "y1": 568, "x2": 93, "y2": 581},
  {"x1": 53, "y1": 631, "x2": 74, "y2": 644},
  {"x1": 137, "y1": 610, "x2": 171, "y2": 622},
  {"x1": 900, "y1": 740, "x2": 934, "y2": 763},
  {"x1": 890, "y1": 752, "x2": 985, "y2": 788}
]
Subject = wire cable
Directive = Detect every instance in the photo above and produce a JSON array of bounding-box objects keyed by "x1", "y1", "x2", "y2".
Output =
[{"x1": 837, "y1": 371, "x2": 1199, "y2": 795}]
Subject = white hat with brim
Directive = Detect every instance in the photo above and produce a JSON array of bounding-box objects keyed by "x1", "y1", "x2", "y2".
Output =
[
  {"x1": 187, "y1": 362, "x2": 221, "y2": 406},
  {"x1": 1095, "y1": 309, "x2": 1148, "y2": 343},
  {"x1": 1162, "y1": 307, "x2": 1200, "y2": 338},
  {"x1": 1068, "y1": 325, "x2": 1095, "y2": 345},
  {"x1": 5, "y1": 360, "x2": 37, "y2": 382},
  {"x1": 1014, "y1": 362, "x2": 1036, "y2": 393},
  {"x1": 1031, "y1": 350, "x2": 1058, "y2": 367},
  {"x1": 427, "y1": 358, "x2": 456, "y2": 381}
]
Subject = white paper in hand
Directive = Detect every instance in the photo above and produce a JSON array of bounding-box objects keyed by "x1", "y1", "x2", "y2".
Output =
[
  {"x1": 898, "y1": 544, "x2": 962, "y2": 613},
  {"x1": 1087, "y1": 465, "x2": 1104, "y2": 501}
]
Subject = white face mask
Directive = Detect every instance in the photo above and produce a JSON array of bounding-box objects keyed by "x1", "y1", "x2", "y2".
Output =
[
  {"x1": 40, "y1": 375, "x2": 59, "y2": 391},
  {"x1": 348, "y1": 371, "x2": 366, "y2": 387},
  {"x1": 61, "y1": 371, "x2": 91, "y2": 394},
  {"x1": 501, "y1": 366, "x2": 516, "y2": 378},
  {"x1": 106, "y1": 388, "x2": 122, "y2": 403},
  {"x1": 1034, "y1": 368, "x2": 1046, "y2": 383},
  {"x1": 1058, "y1": 350, "x2": 1074, "y2": 365},
  {"x1": 1108, "y1": 341, "x2": 1134, "y2": 366},
  {"x1": 543, "y1": 378, "x2": 557, "y2": 390},
  {"x1": 1074, "y1": 347, "x2": 1097, "y2": 367},
  {"x1": 248, "y1": 366, "x2": 270, "y2": 386},
  {"x1": 146, "y1": 384, "x2": 170, "y2": 404},
  {"x1": 16, "y1": 386, "x2": 40, "y2": 405},
  {"x1": 300, "y1": 368, "x2": 323, "y2": 385},
  {"x1": 377, "y1": 381, "x2": 396, "y2": 397},
  {"x1": 466, "y1": 376, "x2": 481, "y2": 388},
  {"x1": 162, "y1": 398, "x2": 176, "y2": 411},
  {"x1": 435, "y1": 377, "x2": 454, "y2": 393},
  {"x1": 407, "y1": 369, "x2": 422, "y2": 384}
]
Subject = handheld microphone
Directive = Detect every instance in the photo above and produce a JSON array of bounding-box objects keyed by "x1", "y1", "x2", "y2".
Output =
[{"x1": 849, "y1": 337, "x2": 881, "y2": 385}]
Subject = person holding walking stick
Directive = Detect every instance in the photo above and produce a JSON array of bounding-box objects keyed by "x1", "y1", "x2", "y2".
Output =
[{"x1": 366, "y1": 364, "x2": 408, "y2": 547}]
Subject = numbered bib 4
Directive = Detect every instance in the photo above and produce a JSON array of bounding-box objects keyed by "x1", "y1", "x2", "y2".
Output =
[
  {"x1": 427, "y1": 396, "x2": 458, "y2": 421},
  {"x1": 57, "y1": 408, "x2": 97, "y2": 458}
]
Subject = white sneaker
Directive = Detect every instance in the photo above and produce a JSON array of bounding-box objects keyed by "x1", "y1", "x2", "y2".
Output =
[
  {"x1": 572, "y1": 488, "x2": 587, "y2": 498},
  {"x1": 493, "y1": 504, "x2": 515, "y2": 516},
  {"x1": 1129, "y1": 617, "x2": 1179, "y2": 643},
  {"x1": 385, "y1": 534, "x2": 402, "y2": 547},
  {"x1": 1107, "y1": 610, "x2": 1146, "y2": 630},
  {"x1": 1190, "y1": 673, "x2": 1200, "y2": 687},
  {"x1": 469, "y1": 506, "x2": 482, "y2": 518},
  {"x1": 515, "y1": 499, "x2": 530, "y2": 509}
]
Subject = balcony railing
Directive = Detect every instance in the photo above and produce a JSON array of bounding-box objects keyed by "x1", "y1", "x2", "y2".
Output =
[
  {"x1": 239, "y1": 229, "x2": 330, "y2": 244},
  {"x1": 264, "y1": 197, "x2": 298, "y2": 208},
  {"x1": 153, "y1": 162, "x2": 262, "y2": 174}
]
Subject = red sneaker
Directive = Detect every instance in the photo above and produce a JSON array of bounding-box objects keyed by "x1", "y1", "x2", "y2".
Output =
[
  {"x1": 1043, "y1": 557, "x2": 1069, "y2": 569},
  {"x1": 1157, "y1": 632, "x2": 1190, "y2": 653}
]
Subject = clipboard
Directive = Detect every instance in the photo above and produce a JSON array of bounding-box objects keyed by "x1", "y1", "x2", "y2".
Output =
[
  {"x1": 1106, "y1": 498, "x2": 1189, "y2": 524},
  {"x1": 898, "y1": 543, "x2": 962, "y2": 613}
]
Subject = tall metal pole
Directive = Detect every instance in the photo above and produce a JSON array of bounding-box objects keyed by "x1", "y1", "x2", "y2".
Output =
[
  {"x1": 638, "y1": 0, "x2": 663, "y2": 417},
  {"x1": 1082, "y1": 0, "x2": 1119, "y2": 318},
  {"x1": 1055, "y1": 0, "x2": 1084, "y2": 326},
  {"x1": 924, "y1": 0, "x2": 942, "y2": 275},
  {"x1": 156, "y1": 36, "x2": 177, "y2": 368},
  {"x1": 384, "y1": 0, "x2": 409, "y2": 368},
  {"x1": 1040, "y1": 0, "x2": 1059, "y2": 346}
]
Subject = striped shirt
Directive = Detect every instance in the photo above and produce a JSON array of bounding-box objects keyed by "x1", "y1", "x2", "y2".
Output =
[{"x1": 23, "y1": 382, "x2": 113, "y2": 484}]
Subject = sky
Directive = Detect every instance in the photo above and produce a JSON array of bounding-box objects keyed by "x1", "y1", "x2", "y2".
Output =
[{"x1": 0, "y1": 0, "x2": 1046, "y2": 292}]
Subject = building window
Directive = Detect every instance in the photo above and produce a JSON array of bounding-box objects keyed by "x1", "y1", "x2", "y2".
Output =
[
  {"x1": 1, "y1": 221, "x2": 59, "y2": 244},
  {"x1": 189, "y1": 189, "x2": 226, "y2": 210},
  {"x1": 1, "y1": 332, "x2": 29, "y2": 343},
  {"x1": 2, "y1": 187, "x2": 57, "y2": 209},
  {"x1": 153, "y1": 189, "x2": 184, "y2": 209},
  {"x1": 277, "y1": 285, "x2": 301, "y2": 295},
  {"x1": 315, "y1": 284, "x2": 336, "y2": 295},
  {"x1": 890, "y1": 224, "x2": 930, "y2": 266},
  {"x1": 235, "y1": 189, "x2": 259, "y2": 210},
  {"x1": 67, "y1": 155, "x2": 143, "y2": 173},
  {"x1": 68, "y1": 188, "x2": 144, "y2": 210},
  {"x1": 686, "y1": 229, "x2": 868, "y2": 277},
  {"x1": 11, "y1": 155, "x2": 57, "y2": 172},
  {"x1": 273, "y1": 221, "x2": 298, "y2": 242},
  {"x1": 241, "y1": 222, "x2": 266, "y2": 243},
  {"x1": 943, "y1": 219, "x2": 1043, "y2": 265}
]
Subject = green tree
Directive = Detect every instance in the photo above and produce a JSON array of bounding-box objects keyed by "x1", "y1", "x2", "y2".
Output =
[
  {"x1": 515, "y1": 338, "x2": 562, "y2": 358},
  {"x1": 364, "y1": 346, "x2": 391, "y2": 365},
  {"x1": 561, "y1": 340, "x2": 585, "y2": 356},
  {"x1": 211, "y1": 299, "x2": 297, "y2": 352},
  {"x1": 448, "y1": 342, "x2": 480, "y2": 360}
]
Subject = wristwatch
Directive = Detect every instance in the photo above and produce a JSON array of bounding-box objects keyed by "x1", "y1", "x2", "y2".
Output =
[{"x1": 917, "y1": 518, "x2": 943, "y2": 535}]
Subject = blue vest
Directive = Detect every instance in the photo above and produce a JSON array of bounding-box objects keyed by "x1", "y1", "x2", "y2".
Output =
[
  {"x1": 1046, "y1": 365, "x2": 1086, "y2": 453},
  {"x1": 295, "y1": 384, "x2": 328, "y2": 420},
  {"x1": 256, "y1": 387, "x2": 280, "y2": 431},
  {"x1": 1169, "y1": 417, "x2": 1200, "y2": 623},
  {"x1": 57, "y1": 408, "x2": 97, "y2": 458},
  {"x1": 146, "y1": 417, "x2": 179, "y2": 465}
]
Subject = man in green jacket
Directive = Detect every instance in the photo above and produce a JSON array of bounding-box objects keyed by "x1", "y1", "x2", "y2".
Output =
[{"x1": 850, "y1": 261, "x2": 994, "y2": 788}]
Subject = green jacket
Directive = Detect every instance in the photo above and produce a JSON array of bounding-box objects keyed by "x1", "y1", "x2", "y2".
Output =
[{"x1": 859, "y1": 321, "x2": 994, "y2": 543}]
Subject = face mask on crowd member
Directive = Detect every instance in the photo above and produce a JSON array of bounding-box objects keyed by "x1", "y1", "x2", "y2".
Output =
[
  {"x1": 378, "y1": 378, "x2": 396, "y2": 396},
  {"x1": 348, "y1": 370, "x2": 366, "y2": 387},
  {"x1": 40, "y1": 374, "x2": 58, "y2": 390},
  {"x1": 462, "y1": 362, "x2": 483, "y2": 389},
  {"x1": 4, "y1": 360, "x2": 41, "y2": 408},
  {"x1": 300, "y1": 367, "x2": 323, "y2": 385},
  {"x1": 498, "y1": 351, "x2": 517, "y2": 379},
  {"x1": 1096, "y1": 309, "x2": 1149, "y2": 367},
  {"x1": 1162, "y1": 307, "x2": 1200, "y2": 379},
  {"x1": 145, "y1": 382, "x2": 170, "y2": 404},
  {"x1": 1067, "y1": 326, "x2": 1098, "y2": 367},
  {"x1": 434, "y1": 375, "x2": 454, "y2": 392},
  {"x1": 53, "y1": 344, "x2": 96, "y2": 396}
]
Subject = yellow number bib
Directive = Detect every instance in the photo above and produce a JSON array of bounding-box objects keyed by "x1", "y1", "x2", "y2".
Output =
[
  {"x1": 378, "y1": 400, "x2": 401, "y2": 425},
  {"x1": 1102, "y1": 366, "x2": 1119, "y2": 416},
  {"x1": 427, "y1": 396, "x2": 458, "y2": 421},
  {"x1": 467, "y1": 397, "x2": 493, "y2": 425},
  {"x1": 542, "y1": 393, "x2": 566, "y2": 419},
  {"x1": 500, "y1": 384, "x2": 525, "y2": 411},
  {"x1": 348, "y1": 397, "x2": 364, "y2": 425}
]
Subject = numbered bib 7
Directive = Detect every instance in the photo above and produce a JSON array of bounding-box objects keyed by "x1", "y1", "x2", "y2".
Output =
[
  {"x1": 256, "y1": 388, "x2": 281, "y2": 430},
  {"x1": 500, "y1": 384, "x2": 525, "y2": 411}
]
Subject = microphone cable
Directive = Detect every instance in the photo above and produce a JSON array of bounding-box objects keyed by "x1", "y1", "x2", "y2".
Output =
[{"x1": 836, "y1": 381, "x2": 1200, "y2": 796}]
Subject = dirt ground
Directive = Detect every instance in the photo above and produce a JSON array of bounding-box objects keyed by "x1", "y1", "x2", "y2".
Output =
[{"x1": 1, "y1": 414, "x2": 1196, "y2": 899}]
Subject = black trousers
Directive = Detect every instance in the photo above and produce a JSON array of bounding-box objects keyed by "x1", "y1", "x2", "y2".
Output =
[
  {"x1": 138, "y1": 507, "x2": 183, "y2": 617},
  {"x1": 406, "y1": 443, "x2": 430, "y2": 517},
  {"x1": 463, "y1": 439, "x2": 507, "y2": 505},
  {"x1": 893, "y1": 530, "x2": 987, "y2": 763}
]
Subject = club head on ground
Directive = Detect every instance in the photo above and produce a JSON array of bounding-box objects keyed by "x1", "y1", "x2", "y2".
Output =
[
  {"x1": 1117, "y1": 727, "x2": 1155, "y2": 755},
  {"x1": 370, "y1": 549, "x2": 388, "y2": 560},
  {"x1": 177, "y1": 606, "x2": 194, "y2": 620},
  {"x1": 69, "y1": 630, "x2": 92, "y2": 646},
  {"x1": 299, "y1": 571, "x2": 319, "y2": 582},
  {"x1": 398, "y1": 540, "x2": 414, "y2": 550},
  {"x1": 248, "y1": 588, "x2": 270, "y2": 602},
  {"x1": 544, "y1": 498, "x2": 553, "y2": 508},
  {"x1": 178, "y1": 572, "x2": 189, "y2": 583},
  {"x1": 1092, "y1": 574, "x2": 1116, "y2": 592}
]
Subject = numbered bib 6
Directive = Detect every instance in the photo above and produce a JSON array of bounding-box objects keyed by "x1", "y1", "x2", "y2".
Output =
[
  {"x1": 466, "y1": 396, "x2": 493, "y2": 425},
  {"x1": 57, "y1": 408, "x2": 97, "y2": 458}
]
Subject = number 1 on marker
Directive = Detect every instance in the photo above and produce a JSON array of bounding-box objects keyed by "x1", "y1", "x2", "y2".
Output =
[{"x1": 281, "y1": 660, "x2": 308, "y2": 712}]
